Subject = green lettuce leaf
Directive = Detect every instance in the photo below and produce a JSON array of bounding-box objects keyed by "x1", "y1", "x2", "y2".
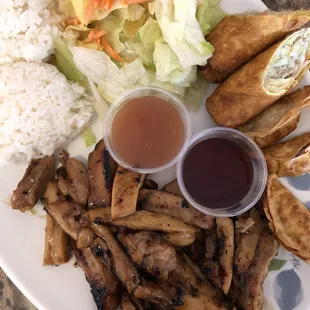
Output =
[
  {"x1": 138, "y1": 17, "x2": 162, "y2": 48},
  {"x1": 153, "y1": 40, "x2": 197, "y2": 87},
  {"x1": 196, "y1": 0, "x2": 226, "y2": 35},
  {"x1": 82, "y1": 127, "x2": 96, "y2": 147},
  {"x1": 54, "y1": 38, "x2": 89, "y2": 89},
  {"x1": 71, "y1": 46, "x2": 149, "y2": 103},
  {"x1": 155, "y1": 0, "x2": 214, "y2": 68}
]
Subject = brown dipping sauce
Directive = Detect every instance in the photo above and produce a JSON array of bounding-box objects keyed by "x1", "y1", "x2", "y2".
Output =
[
  {"x1": 182, "y1": 138, "x2": 253, "y2": 209},
  {"x1": 111, "y1": 96, "x2": 185, "y2": 169}
]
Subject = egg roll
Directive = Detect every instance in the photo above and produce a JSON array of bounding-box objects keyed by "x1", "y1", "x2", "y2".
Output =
[
  {"x1": 206, "y1": 28, "x2": 310, "y2": 128},
  {"x1": 264, "y1": 174, "x2": 310, "y2": 263},
  {"x1": 200, "y1": 11, "x2": 310, "y2": 83},
  {"x1": 263, "y1": 133, "x2": 310, "y2": 177},
  {"x1": 239, "y1": 86, "x2": 310, "y2": 147}
]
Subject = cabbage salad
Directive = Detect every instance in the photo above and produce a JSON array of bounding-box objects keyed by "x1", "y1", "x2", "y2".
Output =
[{"x1": 56, "y1": 0, "x2": 225, "y2": 119}]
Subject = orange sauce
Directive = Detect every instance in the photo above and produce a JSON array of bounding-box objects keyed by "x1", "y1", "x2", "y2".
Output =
[{"x1": 111, "y1": 96, "x2": 185, "y2": 169}]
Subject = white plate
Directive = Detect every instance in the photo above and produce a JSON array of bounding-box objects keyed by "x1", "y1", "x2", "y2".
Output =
[{"x1": 1, "y1": 0, "x2": 310, "y2": 310}]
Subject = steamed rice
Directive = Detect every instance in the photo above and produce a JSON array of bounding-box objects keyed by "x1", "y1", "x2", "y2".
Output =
[
  {"x1": 0, "y1": 0, "x2": 64, "y2": 64},
  {"x1": 0, "y1": 62, "x2": 93, "y2": 166}
]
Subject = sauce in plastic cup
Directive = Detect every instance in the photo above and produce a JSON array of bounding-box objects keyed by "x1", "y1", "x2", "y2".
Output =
[
  {"x1": 177, "y1": 128, "x2": 267, "y2": 217},
  {"x1": 104, "y1": 87, "x2": 191, "y2": 174}
]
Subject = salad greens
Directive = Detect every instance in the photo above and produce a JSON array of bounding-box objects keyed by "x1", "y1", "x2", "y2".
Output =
[{"x1": 56, "y1": 0, "x2": 225, "y2": 122}]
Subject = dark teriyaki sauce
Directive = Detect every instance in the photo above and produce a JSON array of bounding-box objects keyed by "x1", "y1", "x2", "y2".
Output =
[{"x1": 182, "y1": 138, "x2": 253, "y2": 209}]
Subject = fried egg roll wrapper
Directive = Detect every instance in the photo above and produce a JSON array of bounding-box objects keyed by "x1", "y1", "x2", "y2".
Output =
[
  {"x1": 206, "y1": 29, "x2": 310, "y2": 128},
  {"x1": 200, "y1": 12, "x2": 310, "y2": 83},
  {"x1": 263, "y1": 133, "x2": 310, "y2": 177},
  {"x1": 264, "y1": 174, "x2": 310, "y2": 263},
  {"x1": 239, "y1": 86, "x2": 310, "y2": 147}
]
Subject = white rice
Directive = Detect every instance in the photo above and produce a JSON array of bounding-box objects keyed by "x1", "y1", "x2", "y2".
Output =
[
  {"x1": 0, "y1": 62, "x2": 93, "y2": 166},
  {"x1": 0, "y1": 0, "x2": 64, "y2": 64}
]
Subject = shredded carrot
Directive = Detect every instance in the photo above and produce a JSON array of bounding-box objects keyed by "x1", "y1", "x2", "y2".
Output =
[
  {"x1": 100, "y1": 37, "x2": 124, "y2": 62},
  {"x1": 83, "y1": 29, "x2": 106, "y2": 43},
  {"x1": 85, "y1": 0, "x2": 101, "y2": 25},
  {"x1": 66, "y1": 18, "x2": 80, "y2": 26}
]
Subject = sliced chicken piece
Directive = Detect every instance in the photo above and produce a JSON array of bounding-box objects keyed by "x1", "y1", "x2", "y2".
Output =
[
  {"x1": 91, "y1": 237, "x2": 114, "y2": 271},
  {"x1": 139, "y1": 189, "x2": 214, "y2": 229},
  {"x1": 63, "y1": 158, "x2": 90, "y2": 207},
  {"x1": 118, "y1": 231, "x2": 178, "y2": 281},
  {"x1": 216, "y1": 218, "x2": 234, "y2": 294},
  {"x1": 77, "y1": 227, "x2": 96, "y2": 249},
  {"x1": 45, "y1": 201, "x2": 84, "y2": 240},
  {"x1": 59, "y1": 149, "x2": 69, "y2": 166},
  {"x1": 143, "y1": 179, "x2": 158, "y2": 190},
  {"x1": 163, "y1": 231, "x2": 196, "y2": 247},
  {"x1": 235, "y1": 231, "x2": 278, "y2": 310},
  {"x1": 234, "y1": 209, "x2": 265, "y2": 275},
  {"x1": 184, "y1": 230, "x2": 206, "y2": 266},
  {"x1": 41, "y1": 180, "x2": 65, "y2": 206},
  {"x1": 11, "y1": 156, "x2": 55, "y2": 212},
  {"x1": 88, "y1": 140, "x2": 117, "y2": 208},
  {"x1": 73, "y1": 244, "x2": 120, "y2": 310},
  {"x1": 90, "y1": 223, "x2": 140, "y2": 293},
  {"x1": 42, "y1": 181, "x2": 71, "y2": 266},
  {"x1": 111, "y1": 166, "x2": 145, "y2": 220},
  {"x1": 113, "y1": 210, "x2": 197, "y2": 235},
  {"x1": 82, "y1": 207, "x2": 112, "y2": 226},
  {"x1": 44, "y1": 214, "x2": 71, "y2": 266},
  {"x1": 121, "y1": 293, "x2": 136, "y2": 310},
  {"x1": 162, "y1": 179, "x2": 184, "y2": 198},
  {"x1": 133, "y1": 283, "x2": 178, "y2": 310},
  {"x1": 171, "y1": 256, "x2": 229, "y2": 310}
]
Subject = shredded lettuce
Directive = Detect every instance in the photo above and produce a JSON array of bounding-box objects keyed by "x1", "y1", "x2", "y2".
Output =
[
  {"x1": 54, "y1": 38, "x2": 89, "y2": 89},
  {"x1": 196, "y1": 0, "x2": 226, "y2": 35},
  {"x1": 126, "y1": 4, "x2": 146, "y2": 21},
  {"x1": 183, "y1": 76, "x2": 209, "y2": 111},
  {"x1": 99, "y1": 10, "x2": 126, "y2": 52},
  {"x1": 153, "y1": 40, "x2": 197, "y2": 87},
  {"x1": 138, "y1": 18, "x2": 162, "y2": 48},
  {"x1": 155, "y1": 0, "x2": 214, "y2": 68},
  {"x1": 70, "y1": 0, "x2": 127, "y2": 25},
  {"x1": 71, "y1": 47, "x2": 149, "y2": 103},
  {"x1": 82, "y1": 126, "x2": 96, "y2": 147}
]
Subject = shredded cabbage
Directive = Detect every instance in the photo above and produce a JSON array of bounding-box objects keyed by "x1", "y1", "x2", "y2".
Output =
[
  {"x1": 82, "y1": 127, "x2": 96, "y2": 147},
  {"x1": 155, "y1": 0, "x2": 214, "y2": 68},
  {"x1": 153, "y1": 40, "x2": 197, "y2": 87},
  {"x1": 196, "y1": 0, "x2": 226, "y2": 35}
]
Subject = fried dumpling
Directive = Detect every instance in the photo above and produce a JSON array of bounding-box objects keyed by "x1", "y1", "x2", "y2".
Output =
[
  {"x1": 263, "y1": 133, "x2": 310, "y2": 177},
  {"x1": 239, "y1": 87, "x2": 310, "y2": 148},
  {"x1": 264, "y1": 174, "x2": 310, "y2": 263}
]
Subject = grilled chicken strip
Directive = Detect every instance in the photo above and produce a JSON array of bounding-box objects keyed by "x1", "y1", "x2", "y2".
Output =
[
  {"x1": 45, "y1": 201, "x2": 84, "y2": 240},
  {"x1": 44, "y1": 214, "x2": 71, "y2": 266},
  {"x1": 118, "y1": 231, "x2": 178, "y2": 281},
  {"x1": 143, "y1": 179, "x2": 158, "y2": 190},
  {"x1": 171, "y1": 255, "x2": 229, "y2": 310},
  {"x1": 133, "y1": 283, "x2": 178, "y2": 310},
  {"x1": 88, "y1": 140, "x2": 117, "y2": 208},
  {"x1": 234, "y1": 231, "x2": 278, "y2": 310},
  {"x1": 139, "y1": 189, "x2": 214, "y2": 229},
  {"x1": 216, "y1": 218, "x2": 234, "y2": 294},
  {"x1": 73, "y1": 244, "x2": 120, "y2": 310},
  {"x1": 57, "y1": 157, "x2": 90, "y2": 207},
  {"x1": 91, "y1": 237, "x2": 114, "y2": 271},
  {"x1": 11, "y1": 156, "x2": 55, "y2": 212},
  {"x1": 121, "y1": 293, "x2": 136, "y2": 310},
  {"x1": 90, "y1": 223, "x2": 140, "y2": 293},
  {"x1": 111, "y1": 166, "x2": 144, "y2": 220},
  {"x1": 43, "y1": 181, "x2": 71, "y2": 266},
  {"x1": 234, "y1": 209, "x2": 265, "y2": 275},
  {"x1": 162, "y1": 179, "x2": 184, "y2": 197}
]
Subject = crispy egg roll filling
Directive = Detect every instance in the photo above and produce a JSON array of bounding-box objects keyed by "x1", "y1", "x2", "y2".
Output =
[{"x1": 264, "y1": 28, "x2": 310, "y2": 94}]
